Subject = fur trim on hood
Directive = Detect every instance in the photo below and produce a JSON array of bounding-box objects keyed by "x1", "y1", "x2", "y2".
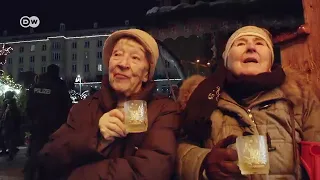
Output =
[{"x1": 281, "y1": 67, "x2": 320, "y2": 106}]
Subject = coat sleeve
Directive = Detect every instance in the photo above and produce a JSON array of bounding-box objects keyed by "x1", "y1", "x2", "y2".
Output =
[
  {"x1": 298, "y1": 89, "x2": 320, "y2": 142},
  {"x1": 38, "y1": 103, "x2": 102, "y2": 178},
  {"x1": 66, "y1": 99, "x2": 181, "y2": 180},
  {"x1": 176, "y1": 142, "x2": 210, "y2": 180}
]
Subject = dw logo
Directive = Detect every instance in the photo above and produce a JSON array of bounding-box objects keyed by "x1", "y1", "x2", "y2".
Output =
[{"x1": 20, "y1": 16, "x2": 40, "y2": 28}]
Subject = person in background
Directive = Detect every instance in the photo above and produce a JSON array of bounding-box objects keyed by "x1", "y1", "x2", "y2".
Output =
[
  {"x1": 36, "y1": 29, "x2": 180, "y2": 180},
  {"x1": 177, "y1": 75, "x2": 206, "y2": 110},
  {"x1": 24, "y1": 64, "x2": 72, "y2": 180},
  {"x1": 0, "y1": 91, "x2": 21, "y2": 161},
  {"x1": 177, "y1": 26, "x2": 320, "y2": 180},
  {"x1": 89, "y1": 87, "x2": 98, "y2": 96}
]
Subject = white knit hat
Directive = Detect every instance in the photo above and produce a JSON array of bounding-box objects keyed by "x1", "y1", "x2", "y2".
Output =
[
  {"x1": 222, "y1": 26, "x2": 274, "y2": 67},
  {"x1": 103, "y1": 29, "x2": 159, "y2": 80}
]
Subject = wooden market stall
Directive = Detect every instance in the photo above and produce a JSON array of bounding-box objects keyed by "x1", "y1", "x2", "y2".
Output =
[{"x1": 280, "y1": 0, "x2": 320, "y2": 94}]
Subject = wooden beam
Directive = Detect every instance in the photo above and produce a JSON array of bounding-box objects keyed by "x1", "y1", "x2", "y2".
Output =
[{"x1": 273, "y1": 24, "x2": 310, "y2": 44}]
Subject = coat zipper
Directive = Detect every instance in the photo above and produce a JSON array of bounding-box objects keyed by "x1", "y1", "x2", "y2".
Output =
[
  {"x1": 221, "y1": 98, "x2": 257, "y2": 125},
  {"x1": 246, "y1": 108, "x2": 256, "y2": 124},
  {"x1": 220, "y1": 96, "x2": 284, "y2": 125}
]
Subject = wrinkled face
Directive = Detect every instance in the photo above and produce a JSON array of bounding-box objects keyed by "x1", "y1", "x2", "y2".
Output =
[
  {"x1": 108, "y1": 38, "x2": 149, "y2": 97},
  {"x1": 226, "y1": 35, "x2": 272, "y2": 76}
]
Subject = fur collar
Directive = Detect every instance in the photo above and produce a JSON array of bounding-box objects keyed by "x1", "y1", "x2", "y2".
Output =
[{"x1": 280, "y1": 67, "x2": 320, "y2": 106}]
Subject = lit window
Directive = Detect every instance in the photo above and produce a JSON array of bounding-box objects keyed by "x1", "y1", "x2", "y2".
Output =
[
  {"x1": 84, "y1": 51, "x2": 89, "y2": 59},
  {"x1": 31, "y1": 45, "x2": 36, "y2": 52},
  {"x1": 97, "y1": 64, "x2": 102, "y2": 72}
]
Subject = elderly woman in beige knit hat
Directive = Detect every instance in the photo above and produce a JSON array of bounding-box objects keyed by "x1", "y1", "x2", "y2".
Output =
[
  {"x1": 177, "y1": 26, "x2": 320, "y2": 180},
  {"x1": 36, "y1": 29, "x2": 180, "y2": 180}
]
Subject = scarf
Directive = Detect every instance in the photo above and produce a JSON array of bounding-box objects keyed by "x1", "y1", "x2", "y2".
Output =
[
  {"x1": 182, "y1": 63, "x2": 286, "y2": 143},
  {"x1": 225, "y1": 65, "x2": 286, "y2": 103}
]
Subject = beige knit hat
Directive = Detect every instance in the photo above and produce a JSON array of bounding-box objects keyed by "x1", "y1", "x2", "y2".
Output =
[
  {"x1": 222, "y1": 26, "x2": 274, "y2": 67},
  {"x1": 103, "y1": 29, "x2": 159, "y2": 80}
]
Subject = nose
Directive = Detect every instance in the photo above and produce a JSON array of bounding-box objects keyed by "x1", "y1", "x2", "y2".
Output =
[
  {"x1": 117, "y1": 56, "x2": 129, "y2": 69},
  {"x1": 246, "y1": 41, "x2": 256, "y2": 53}
]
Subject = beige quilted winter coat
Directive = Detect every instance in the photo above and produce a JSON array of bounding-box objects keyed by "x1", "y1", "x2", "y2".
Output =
[{"x1": 177, "y1": 70, "x2": 320, "y2": 180}]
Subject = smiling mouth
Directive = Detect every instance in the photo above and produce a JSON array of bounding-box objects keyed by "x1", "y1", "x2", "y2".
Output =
[
  {"x1": 243, "y1": 58, "x2": 258, "y2": 63},
  {"x1": 114, "y1": 73, "x2": 129, "y2": 79}
]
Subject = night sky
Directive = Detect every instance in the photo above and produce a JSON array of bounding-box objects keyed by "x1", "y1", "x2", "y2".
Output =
[{"x1": 0, "y1": 0, "x2": 156, "y2": 36}]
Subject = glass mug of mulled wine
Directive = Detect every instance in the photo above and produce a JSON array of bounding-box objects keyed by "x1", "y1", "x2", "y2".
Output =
[
  {"x1": 236, "y1": 135, "x2": 270, "y2": 175},
  {"x1": 124, "y1": 100, "x2": 148, "y2": 133}
]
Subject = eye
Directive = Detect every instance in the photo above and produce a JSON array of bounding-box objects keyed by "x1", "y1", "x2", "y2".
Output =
[
  {"x1": 256, "y1": 41, "x2": 265, "y2": 46},
  {"x1": 132, "y1": 55, "x2": 140, "y2": 61},
  {"x1": 236, "y1": 42, "x2": 245, "y2": 46},
  {"x1": 114, "y1": 52, "x2": 121, "y2": 56},
  {"x1": 112, "y1": 51, "x2": 123, "y2": 57}
]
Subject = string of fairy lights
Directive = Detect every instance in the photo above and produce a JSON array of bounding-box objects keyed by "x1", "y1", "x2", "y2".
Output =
[
  {"x1": 0, "y1": 43, "x2": 90, "y2": 101},
  {"x1": 0, "y1": 75, "x2": 22, "y2": 96},
  {"x1": 0, "y1": 44, "x2": 23, "y2": 96}
]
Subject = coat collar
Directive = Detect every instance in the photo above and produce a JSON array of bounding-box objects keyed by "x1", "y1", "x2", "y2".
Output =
[{"x1": 219, "y1": 87, "x2": 286, "y2": 109}]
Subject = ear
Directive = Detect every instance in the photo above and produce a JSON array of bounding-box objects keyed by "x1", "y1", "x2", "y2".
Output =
[
  {"x1": 268, "y1": 60, "x2": 273, "y2": 72},
  {"x1": 142, "y1": 70, "x2": 148, "y2": 82}
]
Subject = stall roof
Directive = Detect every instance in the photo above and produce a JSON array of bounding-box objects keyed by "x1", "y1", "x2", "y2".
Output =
[
  {"x1": 146, "y1": 0, "x2": 303, "y2": 18},
  {"x1": 145, "y1": 0, "x2": 304, "y2": 35}
]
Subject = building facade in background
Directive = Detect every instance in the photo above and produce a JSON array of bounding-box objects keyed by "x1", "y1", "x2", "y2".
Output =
[
  {"x1": 0, "y1": 23, "x2": 127, "y2": 82},
  {"x1": 0, "y1": 23, "x2": 184, "y2": 96}
]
